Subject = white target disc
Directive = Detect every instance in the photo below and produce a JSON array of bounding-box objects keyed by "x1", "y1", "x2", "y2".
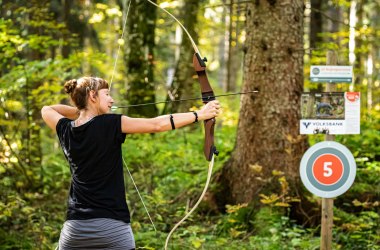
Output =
[{"x1": 300, "y1": 141, "x2": 356, "y2": 198}]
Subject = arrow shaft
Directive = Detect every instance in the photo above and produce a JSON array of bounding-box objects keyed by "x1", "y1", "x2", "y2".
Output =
[{"x1": 112, "y1": 90, "x2": 258, "y2": 109}]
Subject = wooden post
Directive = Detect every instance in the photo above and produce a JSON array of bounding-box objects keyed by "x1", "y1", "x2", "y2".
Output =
[
  {"x1": 321, "y1": 197, "x2": 334, "y2": 250},
  {"x1": 320, "y1": 50, "x2": 337, "y2": 250}
]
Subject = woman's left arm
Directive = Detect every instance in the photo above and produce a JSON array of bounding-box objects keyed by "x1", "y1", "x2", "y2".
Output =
[
  {"x1": 121, "y1": 100, "x2": 220, "y2": 134},
  {"x1": 41, "y1": 105, "x2": 79, "y2": 131}
]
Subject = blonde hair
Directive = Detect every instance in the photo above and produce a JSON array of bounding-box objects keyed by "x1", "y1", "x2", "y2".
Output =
[{"x1": 64, "y1": 77, "x2": 109, "y2": 110}]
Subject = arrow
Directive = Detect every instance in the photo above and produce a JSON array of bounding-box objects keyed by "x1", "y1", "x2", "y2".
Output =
[{"x1": 111, "y1": 90, "x2": 259, "y2": 110}]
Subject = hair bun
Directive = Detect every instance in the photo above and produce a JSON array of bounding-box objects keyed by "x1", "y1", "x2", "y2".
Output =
[{"x1": 64, "y1": 79, "x2": 77, "y2": 94}]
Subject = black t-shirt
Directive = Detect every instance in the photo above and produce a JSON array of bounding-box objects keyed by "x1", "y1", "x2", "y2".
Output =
[{"x1": 56, "y1": 114, "x2": 130, "y2": 223}]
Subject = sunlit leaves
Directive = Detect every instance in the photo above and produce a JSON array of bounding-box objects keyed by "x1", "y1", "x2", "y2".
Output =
[
  {"x1": 0, "y1": 19, "x2": 25, "y2": 62},
  {"x1": 89, "y1": 12, "x2": 105, "y2": 24},
  {"x1": 226, "y1": 203, "x2": 248, "y2": 214},
  {"x1": 260, "y1": 193, "x2": 280, "y2": 204},
  {"x1": 259, "y1": 171, "x2": 300, "y2": 208},
  {"x1": 2, "y1": 100, "x2": 23, "y2": 112}
]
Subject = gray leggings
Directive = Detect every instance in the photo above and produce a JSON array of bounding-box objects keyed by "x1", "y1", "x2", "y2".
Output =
[{"x1": 58, "y1": 218, "x2": 135, "y2": 249}]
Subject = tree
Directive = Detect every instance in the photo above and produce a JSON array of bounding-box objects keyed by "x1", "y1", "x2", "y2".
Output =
[
  {"x1": 310, "y1": 0, "x2": 323, "y2": 50},
  {"x1": 216, "y1": 0, "x2": 307, "y2": 208},
  {"x1": 123, "y1": 0, "x2": 158, "y2": 117}
]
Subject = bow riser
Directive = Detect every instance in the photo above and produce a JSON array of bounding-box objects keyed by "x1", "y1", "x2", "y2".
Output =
[{"x1": 193, "y1": 53, "x2": 218, "y2": 161}]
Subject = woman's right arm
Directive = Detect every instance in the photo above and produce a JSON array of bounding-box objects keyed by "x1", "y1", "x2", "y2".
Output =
[
  {"x1": 121, "y1": 100, "x2": 220, "y2": 134},
  {"x1": 41, "y1": 105, "x2": 79, "y2": 131}
]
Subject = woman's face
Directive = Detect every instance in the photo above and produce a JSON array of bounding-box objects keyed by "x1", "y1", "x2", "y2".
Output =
[{"x1": 97, "y1": 88, "x2": 114, "y2": 114}]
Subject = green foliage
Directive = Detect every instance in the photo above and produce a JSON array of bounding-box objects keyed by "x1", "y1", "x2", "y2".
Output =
[
  {"x1": 338, "y1": 112, "x2": 380, "y2": 160},
  {"x1": 334, "y1": 209, "x2": 380, "y2": 249},
  {"x1": 0, "y1": 190, "x2": 63, "y2": 249},
  {"x1": 0, "y1": 18, "x2": 24, "y2": 65},
  {"x1": 331, "y1": 111, "x2": 380, "y2": 249},
  {"x1": 0, "y1": 0, "x2": 380, "y2": 250},
  {"x1": 216, "y1": 203, "x2": 251, "y2": 237},
  {"x1": 249, "y1": 207, "x2": 320, "y2": 250}
]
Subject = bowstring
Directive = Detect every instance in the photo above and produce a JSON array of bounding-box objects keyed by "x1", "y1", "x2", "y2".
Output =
[
  {"x1": 109, "y1": 0, "x2": 132, "y2": 90},
  {"x1": 164, "y1": 154, "x2": 215, "y2": 250},
  {"x1": 122, "y1": 157, "x2": 157, "y2": 232},
  {"x1": 109, "y1": 0, "x2": 157, "y2": 232}
]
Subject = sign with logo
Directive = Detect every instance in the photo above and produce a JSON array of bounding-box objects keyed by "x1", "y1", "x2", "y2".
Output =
[
  {"x1": 300, "y1": 92, "x2": 360, "y2": 134},
  {"x1": 300, "y1": 141, "x2": 356, "y2": 198},
  {"x1": 310, "y1": 65, "x2": 353, "y2": 83}
]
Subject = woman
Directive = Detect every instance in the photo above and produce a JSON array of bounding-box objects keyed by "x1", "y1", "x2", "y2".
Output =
[{"x1": 41, "y1": 76, "x2": 220, "y2": 249}]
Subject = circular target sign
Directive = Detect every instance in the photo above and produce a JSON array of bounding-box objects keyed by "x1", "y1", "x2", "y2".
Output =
[{"x1": 300, "y1": 141, "x2": 356, "y2": 198}]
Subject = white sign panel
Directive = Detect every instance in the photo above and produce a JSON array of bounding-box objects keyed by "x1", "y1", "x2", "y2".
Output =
[
  {"x1": 300, "y1": 92, "x2": 360, "y2": 135},
  {"x1": 310, "y1": 65, "x2": 353, "y2": 83}
]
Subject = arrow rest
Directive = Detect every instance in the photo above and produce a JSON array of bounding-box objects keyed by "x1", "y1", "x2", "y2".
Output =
[{"x1": 213, "y1": 146, "x2": 219, "y2": 156}]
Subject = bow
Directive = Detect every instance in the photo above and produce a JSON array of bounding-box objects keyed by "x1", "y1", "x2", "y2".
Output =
[
  {"x1": 143, "y1": 1, "x2": 218, "y2": 248},
  {"x1": 110, "y1": 0, "x2": 218, "y2": 248}
]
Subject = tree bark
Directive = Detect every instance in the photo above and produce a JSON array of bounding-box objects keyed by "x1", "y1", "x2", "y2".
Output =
[
  {"x1": 310, "y1": 0, "x2": 323, "y2": 49},
  {"x1": 23, "y1": 0, "x2": 52, "y2": 189},
  {"x1": 124, "y1": 0, "x2": 158, "y2": 117},
  {"x1": 353, "y1": 0, "x2": 365, "y2": 89},
  {"x1": 216, "y1": 0, "x2": 307, "y2": 206},
  {"x1": 225, "y1": 0, "x2": 240, "y2": 93}
]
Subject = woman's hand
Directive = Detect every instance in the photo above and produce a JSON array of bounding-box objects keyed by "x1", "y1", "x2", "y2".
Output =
[{"x1": 198, "y1": 100, "x2": 221, "y2": 120}]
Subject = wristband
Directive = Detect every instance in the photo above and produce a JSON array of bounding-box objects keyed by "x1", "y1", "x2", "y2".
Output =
[
  {"x1": 193, "y1": 111, "x2": 198, "y2": 123},
  {"x1": 169, "y1": 114, "x2": 175, "y2": 130}
]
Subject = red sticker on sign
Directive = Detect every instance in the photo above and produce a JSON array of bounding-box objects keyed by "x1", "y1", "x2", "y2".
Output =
[
  {"x1": 346, "y1": 92, "x2": 360, "y2": 102},
  {"x1": 312, "y1": 154, "x2": 344, "y2": 185}
]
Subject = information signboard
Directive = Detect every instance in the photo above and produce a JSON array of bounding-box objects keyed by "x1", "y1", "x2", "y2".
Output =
[
  {"x1": 300, "y1": 92, "x2": 360, "y2": 135},
  {"x1": 310, "y1": 65, "x2": 353, "y2": 83}
]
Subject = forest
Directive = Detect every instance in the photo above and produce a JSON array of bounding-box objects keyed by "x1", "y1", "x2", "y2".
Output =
[{"x1": 0, "y1": 0, "x2": 379, "y2": 249}]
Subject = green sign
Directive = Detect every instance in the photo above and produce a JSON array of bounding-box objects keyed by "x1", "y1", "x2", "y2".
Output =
[{"x1": 310, "y1": 66, "x2": 353, "y2": 83}]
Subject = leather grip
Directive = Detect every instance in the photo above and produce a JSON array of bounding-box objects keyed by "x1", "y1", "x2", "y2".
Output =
[{"x1": 204, "y1": 118, "x2": 215, "y2": 161}]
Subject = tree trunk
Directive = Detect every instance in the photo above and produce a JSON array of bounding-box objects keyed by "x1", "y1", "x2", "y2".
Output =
[
  {"x1": 60, "y1": 0, "x2": 74, "y2": 58},
  {"x1": 218, "y1": 0, "x2": 228, "y2": 91},
  {"x1": 353, "y1": 0, "x2": 365, "y2": 89},
  {"x1": 24, "y1": 0, "x2": 49, "y2": 189},
  {"x1": 225, "y1": 0, "x2": 240, "y2": 92},
  {"x1": 216, "y1": 0, "x2": 307, "y2": 206},
  {"x1": 310, "y1": 0, "x2": 323, "y2": 50},
  {"x1": 125, "y1": 0, "x2": 158, "y2": 117}
]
